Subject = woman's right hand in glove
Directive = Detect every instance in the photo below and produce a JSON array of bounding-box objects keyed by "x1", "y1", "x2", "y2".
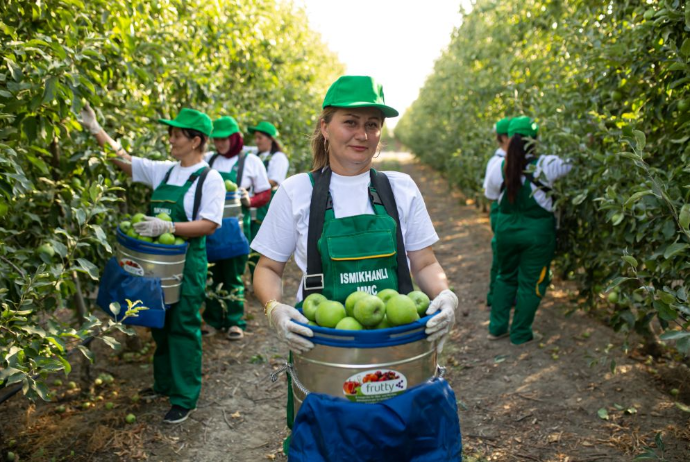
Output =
[
  {"x1": 268, "y1": 303, "x2": 314, "y2": 354},
  {"x1": 80, "y1": 104, "x2": 102, "y2": 135}
]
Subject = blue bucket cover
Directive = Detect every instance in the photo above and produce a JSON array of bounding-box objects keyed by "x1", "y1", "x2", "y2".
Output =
[
  {"x1": 206, "y1": 216, "x2": 250, "y2": 262},
  {"x1": 288, "y1": 377, "x2": 462, "y2": 461},
  {"x1": 96, "y1": 257, "x2": 167, "y2": 328}
]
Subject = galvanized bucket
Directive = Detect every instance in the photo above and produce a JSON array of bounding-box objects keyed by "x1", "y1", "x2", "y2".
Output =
[
  {"x1": 115, "y1": 227, "x2": 188, "y2": 305},
  {"x1": 289, "y1": 316, "x2": 438, "y2": 415},
  {"x1": 223, "y1": 191, "x2": 242, "y2": 218}
]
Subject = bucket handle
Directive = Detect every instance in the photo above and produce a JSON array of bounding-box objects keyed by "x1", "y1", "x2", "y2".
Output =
[{"x1": 270, "y1": 362, "x2": 446, "y2": 397}]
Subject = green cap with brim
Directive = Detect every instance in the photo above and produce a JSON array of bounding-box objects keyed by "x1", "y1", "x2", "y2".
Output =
[
  {"x1": 211, "y1": 116, "x2": 240, "y2": 138},
  {"x1": 508, "y1": 116, "x2": 539, "y2": 138},
  {"x1": 322, "y1": 75, "x2": 399, "y2": 118},
  {"x1": 159, "y1": 108, "x2": 213, "y2": 137},
  {"x1": 247, "y1": 121, "x2": 278, "y2": 138},
  {"x1": 494, "y1": 117, "x2": 512, "y2": 135}
]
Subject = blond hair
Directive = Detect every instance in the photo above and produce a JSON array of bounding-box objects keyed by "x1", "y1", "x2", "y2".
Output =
[{"x1": 310, "y1": 107, "x2": 339, "y2": 171}]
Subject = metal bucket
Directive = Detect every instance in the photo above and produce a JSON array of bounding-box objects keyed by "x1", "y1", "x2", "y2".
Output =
[
  {"x1": 290, "y1": 316, "x2": 437, "y2": 415},
  {"x1": 115, "y1": 227, "x2": 188, "y2": 305},
  {"x1": 223, "y1": 191, "x2": 242, "y2": 218}
]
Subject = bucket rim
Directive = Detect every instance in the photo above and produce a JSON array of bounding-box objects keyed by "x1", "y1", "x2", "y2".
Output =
[{"x1": 117, "y1": 227, "x2": 188, "y2": 255}]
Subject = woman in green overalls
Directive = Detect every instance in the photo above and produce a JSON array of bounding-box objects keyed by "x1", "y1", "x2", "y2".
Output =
[
  {"x1": 484, "y1": 116, "x2": 572, "y2": 344},
  {"x1": 248, "y1": 76, "x2": 459, "y2": 451},
  {"x1": 81, "y1": 106, "x2": 226, "y2": 423},
  {"x1": 246, "y1": 121, "x2": 289, "y2": 281},
  {"x1": 202, "y1": 116, "x2": 272, "y2": 340}
]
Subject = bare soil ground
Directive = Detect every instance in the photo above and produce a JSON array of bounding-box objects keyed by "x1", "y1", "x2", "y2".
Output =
[{"x1": 1, "y1": 152, "x2": 689, "y2": 461}]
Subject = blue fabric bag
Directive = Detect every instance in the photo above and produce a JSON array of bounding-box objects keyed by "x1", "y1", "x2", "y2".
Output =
[
  {"x1": 288, "y1": 378, "x2": 462, "y2": 462},
  {"x1": 206, "y1": 216, "x2": 250, "y2": 262},
  {"x1": 96, "y1": 257, "x2": 167, "y2": 328}
]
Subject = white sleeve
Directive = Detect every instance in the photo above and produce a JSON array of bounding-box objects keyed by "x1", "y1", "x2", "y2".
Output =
[
  {"x1": 267, "y1": 152, "x2": 289, "y2": 185},
  {"x1": 483, "y1": 156, "x2": 499, "y2": 192},
  {"x1": 131, "y1": 157, "x2": 176, "y2": 189},
  {"x1": 245, "y1": 155, "x2": 271, "y2": 194},
  {"x1": 537, "y1": 155, "x2": 572, "y2": 185},
  {"x1": 250, "y1": 185, "x2": 297, "y2": 262},
  {"x1": 484, "y1": 160, "x2": 502, "y2": 200},
  {"x1": 195, "y1": 170, "x2": 225, "y2": 226},
  {"x1": 387, "y1": 173, "x2": 439, "y2": 252}
]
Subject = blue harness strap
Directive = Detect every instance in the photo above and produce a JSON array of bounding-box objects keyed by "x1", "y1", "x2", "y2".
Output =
[{"x1": 288, "y1": 378, "x2": 462, "y2": 462}]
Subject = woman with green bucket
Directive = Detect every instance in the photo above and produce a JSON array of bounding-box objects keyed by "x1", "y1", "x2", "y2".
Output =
[
  {"x1": 250, "y1": 76, "x2": 460, "y2": 457},
  {"x1": 80, "y1": 106, "x2": 225, "y2": 423},
  {"x1": 484, "y1": 116, "x2": 572, "y2": 344},
  {"x1": 246, "y1": 120, "x2": 289, "y2": 281},
  {"x1": 202, "y1": 116, "x2": 272, "y2": 340}
]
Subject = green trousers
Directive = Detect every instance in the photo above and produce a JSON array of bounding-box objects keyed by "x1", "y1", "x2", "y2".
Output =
[
  {"x1": 203, "y1": 254, "x2": 248, "y2": 330},
  {"x1": 152, "y1": 291, "x2": 203, "y2": 409},
  {"x1": 490, "y1": 221, "x2": 555, "y2": 344}
]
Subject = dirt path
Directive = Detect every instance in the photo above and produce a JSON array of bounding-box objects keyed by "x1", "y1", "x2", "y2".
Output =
[{"x1": 2, "y1": 152, "x2": 689, "y2": 461}]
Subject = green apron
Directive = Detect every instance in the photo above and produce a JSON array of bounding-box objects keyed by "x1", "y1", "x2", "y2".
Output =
[
  {"x1": 203, "y1": 155, "x2": 248, "y2": 331},
  {"x1": 149, "y1": 166, "x2": 207, "y2": 409},
  {"x1": 486, "y1": 201, "x2": 499, "y2": 306},
  {"x1": 490, "y1": 159, "x2": 555, "y2": 344},
  {"x1": 285, "y1": 170, "x2": 402, "y2": 448}
]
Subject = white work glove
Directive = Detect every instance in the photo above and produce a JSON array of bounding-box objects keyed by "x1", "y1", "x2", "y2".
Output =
[
  {"x1": 425, "y1": 289, "x2": 458, "y2": 353},
  {"x1": 133, "y1": 217, "x2": 173, "y2": 237},
  {"x1": 238, "y1": 188, "x2": 251, "y2": 207},
  {"x1": 268, "y1": 303, "x2": 314, "y2": 354},
  {"x1": 80, "y1": 104, "x2": 102, "y2": 135}
]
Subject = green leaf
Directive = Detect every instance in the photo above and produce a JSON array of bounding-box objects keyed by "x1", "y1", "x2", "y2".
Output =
[
  {"x1": 681, "y1": 38, "x2": 690, "y2": 57},
  {"x1": 597, "y1": 408, "x2": 609, "y2": 420},
  {"x1": 624, "y1": 190, "x2": 653, "y2": 208},
  {"x1": 42, "y1": 76, "x2": 58, "y2": 104},
  {"x1": 664, "y1": 243, "x2": 688, "y2": 259},
  {"x1": 109, "y1": 302, "x2": 121, "y2": 316},
  {"x1": 100, "y1": 335, "x2": 121, "y2": 350},
  {"x1": 633, "y1": 130, "x2": 646, "y2": 151},
  {"x1": 659, "y1": 331, "x2": 690, "y2": 341},
  {"x1": 622, "y1": 255, "x2": 638, "y2": 268},
  {"x1": 679, "y1": 204, "x2": 690, "y2": 230},
  {"x1": 77, "y1": 345, "x2": 94, "y2": 363},
  {"x1": 75, "y1": 258, "x2": 99, "y2": 280},
  {"x1": 675, "y1": 402, "x2": 690, "y2": 412},
  {"x1": 572, "y1": 193, "x2": 587, "y2": 205}
]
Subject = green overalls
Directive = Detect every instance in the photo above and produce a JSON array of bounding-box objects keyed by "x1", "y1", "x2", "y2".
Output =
[
  {"x1": 149, "y1": 166, "x2": 207, "y2": 409},
  {"x1": 486, "y1": 200, "x2": 499, "y2": 306},
  {"x1": 248, "y1": 153, "x2": 282, "y2": 280},
  {"x1": 284, "y1": 169, "x2": 406, "y2": 452},
  {"x1": 203, "y1": 154, "x2": 249, "y2": 331},
  {"x1": 490, "y1": 160, "x2": 555, "y2": 344}
]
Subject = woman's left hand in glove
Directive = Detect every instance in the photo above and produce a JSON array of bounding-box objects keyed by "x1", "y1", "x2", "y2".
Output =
[
  {"x1": 133, "y1": 217, "x2": 174, "y2": 237},
  {"x1": 238, "y1": 188, "x2": 251, "y2": 207},
  {"x1": 425, "y1": 289, "x2": 458, "y2": 353}
]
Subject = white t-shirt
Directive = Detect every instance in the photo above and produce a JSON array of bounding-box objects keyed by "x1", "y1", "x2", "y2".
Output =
[
  {"x1": 131, "y1": 157, "x2": 225, "y2": 225},
  {"x1": 484, "y1": 154, "x2": 572, "y2": 212},
  {"x1": 250, "y1": 170, "x2": 439, "y2": 302},
  {"x1": 483, "y1": 148, "x2": 506, "y2": 200},
  {"x1": 258, "y1": 151, "x2": 290, "y2": 185},
  {"x1": 203, "y1": 151, "x2": 271, "y2": 195}
]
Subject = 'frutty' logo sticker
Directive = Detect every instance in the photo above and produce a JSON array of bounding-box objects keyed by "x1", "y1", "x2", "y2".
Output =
[
  {"x1": 120, "y1": 259, "x2": 144, "y2": 277},
  {"x1": 342, "y1": 369, "x2": 407, "y2": 403}
]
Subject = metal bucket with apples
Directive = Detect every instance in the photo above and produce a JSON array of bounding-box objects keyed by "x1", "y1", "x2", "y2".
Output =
[{"x1": 223, "y1": 191, "x2": 242, "y2": 218}]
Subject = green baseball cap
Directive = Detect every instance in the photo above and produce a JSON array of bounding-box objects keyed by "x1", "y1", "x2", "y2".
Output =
[
  {"x1": 494, "y1": 117, "x2": 512, "y2": 135},
  {"x1": 247, "y1": 121, "x2": 278, "y2": 138},
  {"x1": 211, "y1": 116, "x2": 240, "y2": 138},
  {"x1": 159, "y1": 108, "x2": 213, "y2": 137},
  {"x1": 322, "y1": 75, "x2": 398, "y2": 118},
  {"x1": 508, "y1": 116, "x2": 539, "y2": 138}
]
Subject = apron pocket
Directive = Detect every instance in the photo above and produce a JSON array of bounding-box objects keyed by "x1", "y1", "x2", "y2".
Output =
[{"x1": 327, "y1": 230, "x2": 396, "y2": 261}]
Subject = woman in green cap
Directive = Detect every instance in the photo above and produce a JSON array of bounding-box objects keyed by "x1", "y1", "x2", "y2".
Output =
[
  {"x1": 202, "y1": 116, "x2": 272, "y2": 340},
  {"x1": 80, "y1": 106, "x2": 225, "y2": 423},
  {"x1": 246, "y1": 120, "x2": 289, "y2": 281},
  {"x1": 484, "y1": 117, "x2": 512, "y2": 309},
  {"x1": 484, "y1": 116, "x2": 572, "y2": 344},
  {"x1": 250, "y1": 76, "x2": 459, "y2": 453}
]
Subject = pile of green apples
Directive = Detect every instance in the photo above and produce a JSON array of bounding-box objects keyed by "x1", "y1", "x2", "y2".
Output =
[
  {"x1": 302, "y1": 289, "x2": 431, "y2": 331},
  {"x1": 119, "y1": 213, "x2": 186, "y2": 246}
]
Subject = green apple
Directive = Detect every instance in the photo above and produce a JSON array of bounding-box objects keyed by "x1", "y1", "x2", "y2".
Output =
[
  {"x1": 315, "y1": 300, "x2": 346, "y2": 328},
  {"x1": 335, "y1": 317, "x2": 364, "y2": 330},
  {"x1": 139, "y1": 236, "x2": 153, "y2": 243},
  {"x1": 345, "y1": 291, "x2": 370, "y2": 317},
  {"x1": 38, "y1": 243, "x2": 55, "y2": 258},
  {"x1": 607, "y1": 291, "x2": 619, "y2": 304},
  {"x1": 308, "y1": 321, "x2": 318, "y2": 326},
  {"x1": 408, "y1": 290, "x2": 431, "y2": 316},
  {"x1": 225, "y1": 179, "x2": 238, "y2": 192},
  {"x1": 125, "y1": 413, "x2": 136, "y2": 424},
  {"x1": 374, "y1": 316, "x2": 392, "y2": 329},
  {"x1": 174, "y1": 237, "x2": 186, "y2": 245},
  {"x1": 7, "y1": 452, "x2": 15, "y2": 461},
  {"x1": 377, "y1": 288, "x2": 399, "y2": 304},
  {"x1": 302, "y1": 293, "x2": 327, "y2": 322},
  {"x1": 156, "y1": 212, "x2": 172, "y2": 222},
  {"x1": 105, "y1": 402, "x2": 114, "y2": 410},
  {"x1": 386, "y1": 294, "x2": 420, "y2": 326},
  {"x1": 126, "y1": 228, "x2": 139, "y2": 239},
  {"x1": 158, "y1": 232, "x2": 176, "y2": 245},
  {"x1": 132, "y1": 213, "x2": 147, "y2": 224},
  {"x1": 119, "y1": 221, "x2": 132, "y2": 233},
  {"x1": 353, "y1": 295, "x2": 386, "y2": 327}
]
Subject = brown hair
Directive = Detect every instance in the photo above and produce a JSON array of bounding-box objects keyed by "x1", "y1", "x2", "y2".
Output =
[
  {"x1": 504, "y1": 134, "x2": 537, "y2": 203},
  {"x1": 310, "y1": 107, "x2": 339, "y2": 171}
]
